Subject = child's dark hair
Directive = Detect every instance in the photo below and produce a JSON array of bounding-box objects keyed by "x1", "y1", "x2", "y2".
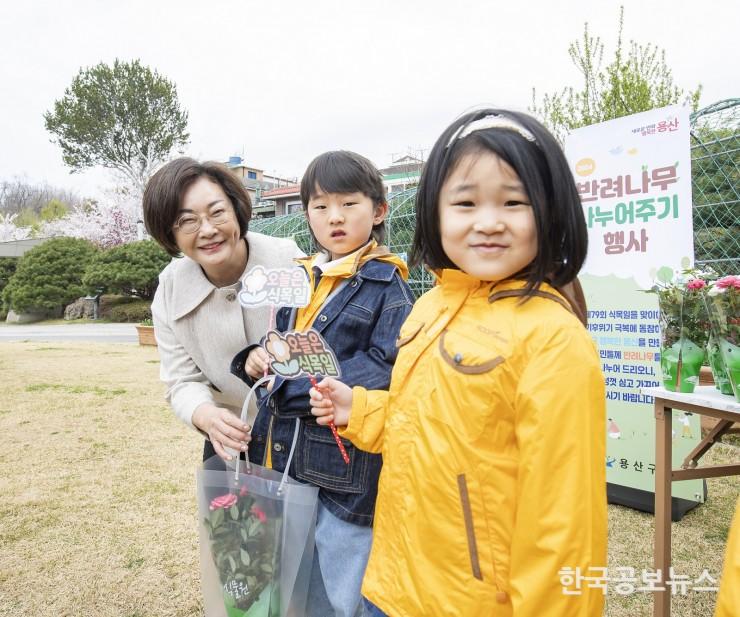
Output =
[
  {"x1": 300, "y1": 150, "x2": 387, "y2": 246},
  {"x1": 410, "y1": 109, "x2": 587, "y2": 293}
]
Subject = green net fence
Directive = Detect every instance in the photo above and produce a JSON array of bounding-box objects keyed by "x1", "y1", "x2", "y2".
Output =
[
  {"x1": 251, "y1": 99, "x2": 739, "y2": 296},
  {"x1": 690, "y1": 98, "x2": 739, "y2": 276}
]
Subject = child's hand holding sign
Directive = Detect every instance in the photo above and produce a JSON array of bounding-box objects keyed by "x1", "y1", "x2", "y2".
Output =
[{"x1": 244, "y1": 346, "x2": 271, "y2": 379}]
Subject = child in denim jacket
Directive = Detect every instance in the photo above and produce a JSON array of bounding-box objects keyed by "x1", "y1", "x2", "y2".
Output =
[{"x1": 231, "y1": 150, "x2": 413, "y2": 617}]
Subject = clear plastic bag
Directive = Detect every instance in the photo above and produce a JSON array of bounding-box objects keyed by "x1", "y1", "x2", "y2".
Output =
[
  {"x1": 197, "y1": 455, "x2": 318, "y2": 617},
  {"x1": 197, "y1": 376, "x2": 319, "y2": 617}
]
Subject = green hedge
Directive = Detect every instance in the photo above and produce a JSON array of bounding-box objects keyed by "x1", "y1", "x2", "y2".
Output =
[
  {"x1": 82, "y1": 240, "x2": 170, "y2": 300},
  {"x1": 0, "y1": 258, "x2": 18, "y2": 294},
  {"x1": 108, "y1": 300, "x2": 152, "y2": 323},
  {"x1": 99, "y1": 294, "x2": 138, "y2": 318},
  {"x1": 2, "y1": 238, "x2": 98, "y2": 313}
]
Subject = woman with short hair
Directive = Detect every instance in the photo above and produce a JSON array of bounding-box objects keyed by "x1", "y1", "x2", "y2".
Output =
[{"x1": 143, "y1": 157, "x2": 302, "y2": 461}]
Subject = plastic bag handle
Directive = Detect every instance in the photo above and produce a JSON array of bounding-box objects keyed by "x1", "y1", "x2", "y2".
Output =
[
  {"x1": 234, "y1": 377, "x2": 300, "y2": 495},
  {"x1": 235, "y1": 375, "x2": 272, "y2": 481},
  {"x1": 277, "y1": 420, "x2": 301, "y2": 496}
]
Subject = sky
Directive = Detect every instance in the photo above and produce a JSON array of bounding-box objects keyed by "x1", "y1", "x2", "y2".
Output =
[{"x1": 1, "y1": 0, "x2": 738, "y2": 200}]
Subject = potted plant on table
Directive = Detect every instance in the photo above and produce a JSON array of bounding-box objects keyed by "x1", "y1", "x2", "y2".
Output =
[
  {"x1": 650, "y1": 267, "x2": 712, "y2": 393},
  {"x1": 704, "y1": 275, "x2": 740, "y2": 401}
]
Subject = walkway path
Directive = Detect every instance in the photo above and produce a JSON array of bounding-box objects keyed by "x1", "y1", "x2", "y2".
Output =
[{"x1": 0, "y1": 323, "x2": 138, "y2": 343}]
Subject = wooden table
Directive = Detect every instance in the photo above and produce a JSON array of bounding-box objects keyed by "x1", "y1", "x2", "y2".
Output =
[{"x1": 642, "y1": 386, "x2": 740, "y2": 617}]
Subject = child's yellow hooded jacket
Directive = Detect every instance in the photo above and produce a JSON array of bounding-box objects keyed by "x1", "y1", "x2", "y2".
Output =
[
  {"x1": 342, "y1": 271, "x2": 607, "y2": 616},
  {"x1": 715, "y1": 497, "x2": 740, "y2": 617}
]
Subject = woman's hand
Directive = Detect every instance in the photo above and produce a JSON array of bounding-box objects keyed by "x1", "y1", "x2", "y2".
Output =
[
  {"x1": 309, "y1": 378, "x2": 353, "y2": 427},
  {"x1": 245, "y1": 347, "x2": 271, "y2": 379},
  {"x1": 192, "y1": 403, "x2": 251, "y2": 461}
]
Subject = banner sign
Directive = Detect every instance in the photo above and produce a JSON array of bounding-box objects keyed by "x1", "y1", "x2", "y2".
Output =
[{"x1": 565, "y1": 105, "x2": 704, "y2": 502}]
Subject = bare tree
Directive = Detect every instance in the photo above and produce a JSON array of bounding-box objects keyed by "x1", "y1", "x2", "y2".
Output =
[{"x1": 0, "y1": 177, "x2": 78, "y2": 215}]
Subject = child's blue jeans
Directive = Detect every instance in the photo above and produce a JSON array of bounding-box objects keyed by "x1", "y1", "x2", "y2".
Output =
[{"x1": 306, "y1": 501, "x2": 372, "y2": 617}]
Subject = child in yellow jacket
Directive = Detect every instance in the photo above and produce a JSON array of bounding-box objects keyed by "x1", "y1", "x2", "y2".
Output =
[{"x1": 310, "y1": 109, "x2": 607, "y2": 616}]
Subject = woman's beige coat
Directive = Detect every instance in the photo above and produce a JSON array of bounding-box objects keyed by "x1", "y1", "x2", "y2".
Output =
[{"x1": 152, "y1": 231, "x2": 302, "y2": 428}]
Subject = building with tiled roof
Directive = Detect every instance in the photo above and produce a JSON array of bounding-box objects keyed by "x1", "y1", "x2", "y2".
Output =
[
  {"x1": 259, "y1": 184, "x2": 302, "y2": 217},
  {"x1": 224, "y1": 156, "x2": 297, "y2": 218},
  {"x1": 232, "y1": 152, "x2": 424, "y2": 220},
  {"x1": 378, "y1": 154, "x2": 422, "y2": 195}
]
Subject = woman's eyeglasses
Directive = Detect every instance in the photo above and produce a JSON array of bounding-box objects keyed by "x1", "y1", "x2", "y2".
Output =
[{"x1": 174, "y1": 208, "x2": 231, "y2": 234}]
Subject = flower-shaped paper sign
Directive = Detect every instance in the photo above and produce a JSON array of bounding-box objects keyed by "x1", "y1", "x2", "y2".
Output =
[
  {"x1": 238, "y1": 266, "x2": 310, "y2": 308},
  {"x1": 265, "y1": 332, "x2": 290, "y2": 362},
  {"x1": 264, "y1": 331, "x2": 301, "y2": 377},
  {"x1": 265, "y1": 329, "x2": 341, "y2": 379},
  {"x1": 239, "y1": 266, "x2": 269, "y2": 306},
  {"x1": 263, "y1": 329, "x2": 341, "y2": 379},
  {"x1": 245, "y1": 266, "x2": 268, "y2": 293}
]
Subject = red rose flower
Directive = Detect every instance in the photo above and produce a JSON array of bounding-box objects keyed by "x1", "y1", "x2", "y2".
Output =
[
  {"x1": 250, "y1": 504, "x2": 267, "y2": 523},
  {"x1": 716, "y1": 275, "x2": 740, "y2": 290},
  {"x1": 209, "y1": 493, "x2": 238, "y2": 511}
]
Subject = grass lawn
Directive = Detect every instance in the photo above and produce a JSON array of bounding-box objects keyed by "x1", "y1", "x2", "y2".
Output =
[
  {"x1": 0, "y1": 342, "x2": 201, "y2": 617},
  {"x1": 0, "y1": 342, "x2": 737, "y2": 616}
]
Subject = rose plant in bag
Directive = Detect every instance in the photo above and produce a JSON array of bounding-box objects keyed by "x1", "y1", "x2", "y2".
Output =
[{"x1": 204, "y1": 485, "x2": 280, "y2": 616}]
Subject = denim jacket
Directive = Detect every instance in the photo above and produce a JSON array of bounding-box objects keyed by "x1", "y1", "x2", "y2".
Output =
[{"x1": 231, "y1": 258, "x2": 414, "y2": 525}]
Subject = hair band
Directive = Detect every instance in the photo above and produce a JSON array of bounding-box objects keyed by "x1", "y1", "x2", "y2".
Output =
[{"x1": 446, "y1": 114, "x2": 537, "y2": 148}]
